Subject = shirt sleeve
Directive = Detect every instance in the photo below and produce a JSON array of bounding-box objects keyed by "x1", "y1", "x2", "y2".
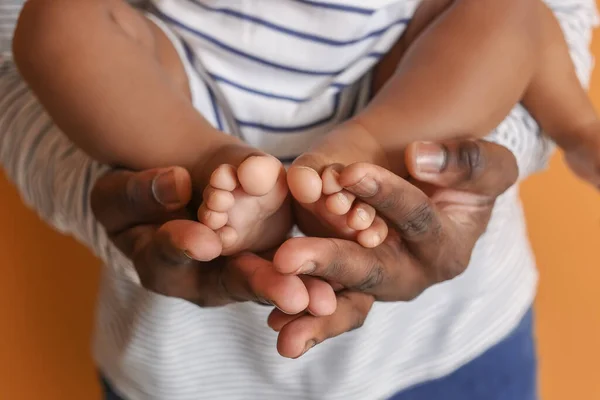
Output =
[{"x1": 0, "y1": 61, "x2": 114, "y2": 264}]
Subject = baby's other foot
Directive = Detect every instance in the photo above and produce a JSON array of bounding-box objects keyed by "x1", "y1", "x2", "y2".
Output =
[
  {"x1": 198, "y1": 154, "x2": 291, "y2": 255},
  {"x1": 288, "y1": 158, "x2": 388, "y2": 248}
]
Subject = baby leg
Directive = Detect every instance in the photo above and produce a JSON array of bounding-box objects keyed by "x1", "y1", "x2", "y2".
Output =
[
  {"x1": 13, "y1": 0, "x2": 241, "y2": 171},
  {"x1": 289, "y1": 0, "x2": 600, "y2": 239},
  {"x1": 14, "y1": 0, "x2": 295, "y2": 254}
]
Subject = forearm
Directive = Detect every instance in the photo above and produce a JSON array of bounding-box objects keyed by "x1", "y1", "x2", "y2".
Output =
[
  {"x1": 354, "y1": 0, "x2": 540, "y2": 172},
  {"x1": 13, "y1": 0, "x2": 239, "y2": 171}
]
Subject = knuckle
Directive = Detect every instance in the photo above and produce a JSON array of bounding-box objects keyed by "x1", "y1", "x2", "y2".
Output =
[
  {"x1": 436, "y1": 255, "x2": 470, "y2": 282},
  {"x1": 398, "y1": 202, "x2": 437, "y2": 238},
  {"x1": 396, "y1": 283, "x2": 426, "y2": 302},
  {"x1": 374, "y1": 189, "x2": 403, "y2": 212},
  {"x1": 353, "y1": 261, "x2": 385, "y2": 292},
  {"x1": 399, "y1": 291, "x2": 419, "y2": 302},
  {"x1": 322, "y1": 238, "x2": 347, "y2": 278},
  {"x1": 349, "y1": 316, "x2": 366, "y2": 331},
  {"x1": 499, "y1": 150, "x2": 519, "y2": 191},
  {"x1": 457, "y1": 140, "x2": 485, "y2": 180},
  {"x1": 125, "y1": 176, "x2": 148, "y2": 211},
  {"x1": 338, "y1": 292, "x2": 368, "y2": 331}
]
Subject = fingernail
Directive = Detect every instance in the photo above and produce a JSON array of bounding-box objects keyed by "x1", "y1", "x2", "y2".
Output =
[
  {"x1": 269, "y1": 299, "x2": 282, "y2": 310},
  {"x1": 257, "y1": 297, "x2": 277, "y2": 308},
  {"x1": 266, "y1": 299, "x2": 291, "y2": 314},
  {"x1": 296, "y1": 261, "x2": 316, "y2": 274},
  {"x1": 303, "y1": 340, "x2": 317, "y2": 355},
  {"x1": 152, "y1": 169, "x2": 181, "y2": 206},
  {"x1": 183, "y1": 250, "x2": 195, "y2": 260},
  {"x1": 414, "y1": 142, "x2": 447, "y2": 173},
  {"x1": 348, "y1": 176, "x2": 378, "y2": 197}
]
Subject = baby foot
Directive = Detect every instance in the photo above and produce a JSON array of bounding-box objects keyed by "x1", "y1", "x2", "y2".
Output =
[
  {"x1": 287, "y1": 157, "x2": 388, "y2": 248},
  {"x1": 197, "y1": 154, "x2": 292, "y2": 256}
]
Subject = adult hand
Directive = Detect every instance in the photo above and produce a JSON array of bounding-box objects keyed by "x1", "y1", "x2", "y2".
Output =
[
  {"x1": 90, "y1": 167, "x2": 335, "y2": 315},
  {"x1": 270, "y1": 139, "x2": 519, "y2": 358}
]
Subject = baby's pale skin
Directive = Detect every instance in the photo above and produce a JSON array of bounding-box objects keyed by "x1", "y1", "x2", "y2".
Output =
[{"x1": 14, "y1": 0, "x2": 600, "y2": 315}]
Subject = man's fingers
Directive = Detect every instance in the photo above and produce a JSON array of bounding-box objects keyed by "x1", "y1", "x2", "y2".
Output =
[
  {"x1": 132, "y1": 223, "x2": 310, "y2": 313},
  {"x1": 301, "y1": 276, "x2": 337, "y2": 316},
  {"x1": 267, "y1": 308, "x2": 304, "y2": 332},
  {"x1": 91, "y1": 167, "x2": 192, "y2": 234},
  {"x1": 273, "y1": 237, "x2": 381, "y2": 288},
  {"x1": 224, "y1": 253, "x2": 310, "y2": 314},
  {"x1": 405, "y1": 140, "x2": 519, "y2": 197},
  {"x1": 273, "y1": 236, "x2": 426, "y2": 301},
  {"x1": 276, "y1": 291, "x2": 375, "y2": 359},
  {"x1": 131, "y1": 220, "x2": 223, "y2": 305},
  {"x1": 156, "y1": 220, "x2": 223, "y2": 262},
  {"x1": 338, "y1": 162, "x2": 446, "y2": 247}
]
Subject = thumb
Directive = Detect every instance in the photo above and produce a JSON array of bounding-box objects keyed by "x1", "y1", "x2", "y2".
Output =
[
  {"x1": 405, "y1": 139, "x2": 519, "y2": 197},
  {"x1": 92, "y1": 166, "x2": 192, "y2": 234}
]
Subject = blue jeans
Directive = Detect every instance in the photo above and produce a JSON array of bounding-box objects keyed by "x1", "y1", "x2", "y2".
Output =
[
  {"x1": 102, "y1": 309, "x2": 537, "y2": 400},
  {"x1": 388, "y1": 309, "x2": 537, "y2": 400}
]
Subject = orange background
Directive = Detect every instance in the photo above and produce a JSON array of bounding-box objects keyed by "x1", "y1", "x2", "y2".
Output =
[{"x1": 1, "y1": 21, "x2": 599, "y2": 400}]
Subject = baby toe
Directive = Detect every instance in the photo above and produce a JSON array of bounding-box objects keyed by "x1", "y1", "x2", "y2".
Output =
[{"x1": 347, "y1": 202, "x2": 376, "y2": 231}]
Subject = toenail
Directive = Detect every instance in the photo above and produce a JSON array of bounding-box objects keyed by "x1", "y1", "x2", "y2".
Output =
[
  {"x1": 337, "y1": 192, "x2": 350, "y2": 206},
  {"x1": 356, "y1": 207, "x2": 369, "y2": 221},
  {"x1": 294, "y1": 166, "x2": 318, "y2": 174},
  {"x1": 372, "y1": 233, "x2": 381, "y2": 247},
  {"x1": 296, "y1": 261, "x2": 317, "y2": 274},
  {"x1": 347, "y1": 176, "x2": 378, "y2": 197}
]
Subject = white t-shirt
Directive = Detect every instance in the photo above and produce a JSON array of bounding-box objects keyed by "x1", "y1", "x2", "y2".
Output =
[{"x1": 0, "y1": 1, "x2": 597, "y2": 399}]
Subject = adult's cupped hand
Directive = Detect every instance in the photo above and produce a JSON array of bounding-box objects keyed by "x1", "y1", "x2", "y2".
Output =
[
  {"x1": 91, "y1": 138, "x2": 518, "y2": 359},
  {"x1": 268, "y1": 139, "x2": 518, "y2": 358}
]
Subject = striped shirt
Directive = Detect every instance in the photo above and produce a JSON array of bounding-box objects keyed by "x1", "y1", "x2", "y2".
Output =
[{"x1": 0, "y1": 1, "x2": 597, "y2": 399}]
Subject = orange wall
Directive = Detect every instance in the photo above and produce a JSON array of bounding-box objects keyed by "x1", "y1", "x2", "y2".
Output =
[
  {"x1": 522, "y1": 28, "x2": 600, "y2": 399},
  {"x1": 1, "y1": 23, "x2": 599, "y2": 400}
]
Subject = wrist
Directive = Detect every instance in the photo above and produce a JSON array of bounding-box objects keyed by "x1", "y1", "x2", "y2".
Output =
[{"x1": 333, "y1": 118, "x2": 409, "y2": 177}]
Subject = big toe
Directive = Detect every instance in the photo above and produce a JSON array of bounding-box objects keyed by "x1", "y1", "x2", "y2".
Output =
[
  {"x1": 237, "y1": 155, "x2": 282, "y2": 196},
  {"x1": 289, "y1": 153, "x2": 332, "y2": 204}
]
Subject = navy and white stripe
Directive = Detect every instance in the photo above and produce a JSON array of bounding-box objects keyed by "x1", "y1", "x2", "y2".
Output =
[
  {"x1": 1, "y1": 1, "x2": 598, "y2": 399},
  {"x1": 148, "y1": 0, "x2": 418, "y2": 160}
]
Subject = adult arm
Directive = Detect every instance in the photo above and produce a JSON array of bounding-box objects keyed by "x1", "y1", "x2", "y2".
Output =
[{"x1": 0, "y1": 62, "x2": 113, "y2": 262}]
